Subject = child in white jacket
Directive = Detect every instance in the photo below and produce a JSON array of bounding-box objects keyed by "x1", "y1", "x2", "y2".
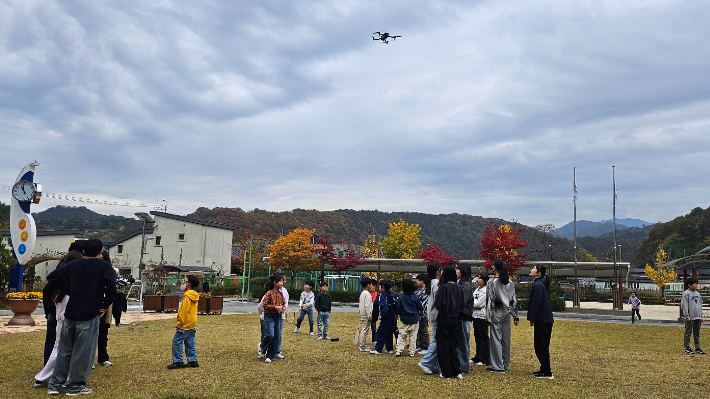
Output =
[
  {"x1": 357, "y1": 278, "x2": 375, "y2": 351},
  {"x1": 471, "y1": 273, "x2": 490, "y2": 366}
]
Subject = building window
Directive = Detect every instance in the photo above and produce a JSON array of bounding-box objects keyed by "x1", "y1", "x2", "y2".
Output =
[
  {"x1": 155, "y1": 236, "x2": 162, "y2": 246},
  {"x1": 178, "y1": 233, "x2": 185, "y2": 241},
  {"x1": 117, "y1": 245, "x2": 123, "y2": 254}
]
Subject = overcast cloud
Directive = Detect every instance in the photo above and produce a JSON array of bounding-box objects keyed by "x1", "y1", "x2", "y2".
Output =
[{"x1": 1, "y1": 0, "x2": 709, "y2": 228}]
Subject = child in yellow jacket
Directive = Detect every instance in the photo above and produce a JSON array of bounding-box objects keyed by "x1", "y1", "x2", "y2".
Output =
[{"x1": 168, "y1": 275, "x2": 200, "y2": 369}]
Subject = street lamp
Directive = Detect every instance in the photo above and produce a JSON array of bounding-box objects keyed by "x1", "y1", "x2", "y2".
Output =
[{"x1": 135, "y1": 212, "x2": 155, "y2": 279}]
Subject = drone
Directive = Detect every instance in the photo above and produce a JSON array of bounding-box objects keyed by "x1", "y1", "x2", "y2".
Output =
[{"x1": 372, "y1": 31, "x2": 401, "y2": 44}]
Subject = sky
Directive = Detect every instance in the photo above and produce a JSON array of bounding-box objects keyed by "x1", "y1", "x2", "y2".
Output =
[{"x1": 1, "y1": 0, "x2": 709, "y2": 228}]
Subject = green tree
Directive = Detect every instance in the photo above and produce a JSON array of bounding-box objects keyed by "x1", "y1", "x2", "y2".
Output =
[
  {"x1": 381, "y1": 219, "x2": 422, "y2": 259},
  {"x1": 0, "y1": 234, "x2": 16, "y2": 291}
]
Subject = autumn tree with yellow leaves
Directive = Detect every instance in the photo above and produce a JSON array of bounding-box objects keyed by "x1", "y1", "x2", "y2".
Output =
[
  {"x1": 268, "y1": 227, "x2": 321, "y2": 272},
  {"x1": 381, "y1": 219, "x2": 422, "y2": 259},
  {"x1": 644, "y1": 246, "x2": 677, "y2": 294}
]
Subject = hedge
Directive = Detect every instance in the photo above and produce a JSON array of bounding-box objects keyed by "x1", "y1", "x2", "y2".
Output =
[{"x1": 517, "y1": 297, "x2": 566, "y2": 312}]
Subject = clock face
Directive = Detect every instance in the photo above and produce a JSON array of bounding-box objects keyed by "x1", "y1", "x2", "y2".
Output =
[{"x1": 12, "y1": 180, "x2": 36, "y2": 202}]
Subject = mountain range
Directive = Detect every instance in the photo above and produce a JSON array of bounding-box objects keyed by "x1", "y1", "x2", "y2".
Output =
[{"x1": 552, "y1": 218, "x2": 654, "y2": 239}]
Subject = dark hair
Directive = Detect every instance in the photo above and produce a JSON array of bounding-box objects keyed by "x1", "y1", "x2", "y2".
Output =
[
  {"x1": 494, "y1": 260, "x2": 509, "y2": 285},
  {"x1": 535, "y1": 264, "x2": 550, "y2": 293},
  {"x1": 477, "y1": 273, "x2": 490, "y2": 282},
  {"x1": 686, "y1": 278, "x2": 699, "y2": 286},
  {"x1": 360, "y1": 278, "x2": 371, "y2": 289},
  {"x1": 427, "y1": 263, "x2": 441, "y2": 280},
  {"x1": 441, "y1": 265, "x2": 457, "y2": 284},
  {"x1": 380, "y1": 279, "x2": 393, "y2": 291},
  {"x1": 68, "y1": 240, "x2": 85, "y2": 252},
  {"x1": 416, "y1": 273, "x2": 431, "y2": 294},
  {"x1": 53, "y1": 290, "x2": 66, "y2": 304},
  {"x1": 265, "y1": 273, "x2": 283, "y2": 292},
  {"x1": 319, "y1": 281, "x2": 328, "y2": 288},
  {"x1": 631, "y1": 291, "x2": 636, "y2": 295},
  {"x1": 402, "y1": 278, "x2": 416, "y2": 295},
  {"x1": 58, "y1": 250, "x2": 83, "y2": 267},
  {"x1": 102, "y1": 250, "x2": 111, "y2": 263},
  {"x1": 185, "y1": 275, "x2": 200, "y2": 290},
  {"x1": 457, "y1": 263, "x2": 471, "y2": 283},
  {"x1": 305, "y1": 280, "x2": 315, "y2": 288},
  {"x1": 82, "y1": 239, "x2": 104, "y2": 257}
]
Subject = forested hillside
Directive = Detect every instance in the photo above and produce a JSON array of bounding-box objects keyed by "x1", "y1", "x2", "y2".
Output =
[
  {"x1": 32, "y1": 205, "x2": 142, "y2": 241},
  {"x1": 633, "y1": 206, "x2": 710, "y2": 267},
  {"x1": 189, "y1": 207, "x2": 577, "y2": 260}
]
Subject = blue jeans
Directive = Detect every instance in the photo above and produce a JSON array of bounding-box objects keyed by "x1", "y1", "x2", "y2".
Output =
[
  {"x1": 456, "y1": 319, "x2": 472, "y2": 373},
  {"x1": 48, "y1": 317, "x2": 99, "y2": 394},
  {"x1": 296, "y1": 308, "x2": 314, "y2": 332},
  {"x1": 317, "y1": 311, "x2": 330, "y2": 338},
  {"x1": 171, "y1": 328, "x2": 197, "y2": 363},
  {"x1": 261, "y1": 313, "x2": 283, "y2": 359},
  {"x1": 420, "y1": 324, "x2": 440, "y2": 372}
]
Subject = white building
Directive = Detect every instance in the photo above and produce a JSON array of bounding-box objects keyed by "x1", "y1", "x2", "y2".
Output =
[
  {"x1": 107, "y1": 211, "x2": 235, "y2": 278},
  {"x1": 0, "y1": 229, "x2": 82, "y2": 280}
]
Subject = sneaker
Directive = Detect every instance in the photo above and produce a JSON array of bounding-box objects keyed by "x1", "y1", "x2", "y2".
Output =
[
  {"x1": 409, "y1": 353, "x2": 415, "y2": 357},
  {"x1": 294, "y1": 327, "x2": 299, "y2": 333},
  {"x1": 318, "y1": 336, "x2": 323, "y2": 340},
  {"x1": 695, "y1": 349, "x2": 706, "y2": 355},
  {"x1": 359, "y1": 347, "x2": 371, "y2": 352},
  {"x1": 456, "y1": 374, "x2": 464, "y2": 380},
  {"x1": 264, "y1": 358, "x2": 271, "y2": 363},
  {"x1": 98, "y1": 361, "x2": 113, "y2": 366},
  {"x1": 257, "y1": 343, "x2": 263, "y2": 358},
  {"x1": 324, "y1": 336, "x2": 331, "y2": 340},
  {"x1": 34, "y1": 380, "x2": 48, "y2": 388},
  {"x1": 486, "y1": 367, "x2": 505, "y2": 373},
  {"x1": 309, "y1": 332, "x2": 314, "y2": 336},
  {"x1": 469, "y1": 359, "x2": 474, "y2": 364},
  {"x1": 385, "y1": 350, "x2": 394, "y2": 354},
  {"x1": 395, "y1": 351, "x2": 402, "y2": 357},
  {"x1": 275, "y1": 353, "x2": 285, "y2": 359},
  {"x1": 685, "y1": 348, "x2": 695, "y2": 355},
  {"x1": 65, "y1": 387, "x2": 92, "y2": 396},
  {"x1": 48, "y1": 388, "x2": 60, "y2": 395},
  {"x1": 186, "y1": 361, "x2": 200, "y2": 368},
  {"x1": 370, "y1": 350, "x2": 381, "y2": 355},
  {"x1": 535, "y1": 373, "x2": 555, "y2": 379},
  {"x1": 476, "y1": 362, "x2": 485, "y2": 366},
  {"x1": 418, "y1": 363, "x2": 433, "y2": 375},
  {"x1": 167, "y1": 362, "x2": 186, "y2": 369},
  {"x1": 418, "y1": 349, "x2": 427, "y2": 355}
]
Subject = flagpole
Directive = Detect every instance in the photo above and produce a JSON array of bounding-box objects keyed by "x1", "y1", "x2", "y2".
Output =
[
  {"x1": 612, "y1": 165, "x2": 620, "y2": 310},
  {"x1": 573, "y1": 167, "x2": 579, "y2": 308}
]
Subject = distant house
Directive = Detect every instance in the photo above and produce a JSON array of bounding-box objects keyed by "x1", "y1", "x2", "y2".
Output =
[
  {"x1": 107, "y1": 211, "x2": 235, "y2": 278},
  {"x1": 0, "y1": 229, "x2": 83, "y2": 280}
]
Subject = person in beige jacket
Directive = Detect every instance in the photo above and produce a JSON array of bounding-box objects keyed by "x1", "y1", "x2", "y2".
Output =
[{"x1": 357, "y1": 278, "x2": 375, "y2": 351}]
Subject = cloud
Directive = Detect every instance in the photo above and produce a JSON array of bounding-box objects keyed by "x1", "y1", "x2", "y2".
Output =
[{"x1": 2, "y1": 0, "x2": 710, "y2": 229}]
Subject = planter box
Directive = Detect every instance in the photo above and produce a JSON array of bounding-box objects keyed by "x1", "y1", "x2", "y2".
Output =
[
  {"x1": 7, "y1": 299, "x2": 40, "y2": 326},
  {"x1": 198, "y1": 296, "x2": 223, "y2": 315},
  {"x1": 143, "y1": 295, "x2": 180, "y2": 312}
]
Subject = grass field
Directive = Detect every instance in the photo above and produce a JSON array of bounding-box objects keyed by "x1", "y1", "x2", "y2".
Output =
[{"x1": 1, "y1": 313, "x2": 708, "y2": 399}]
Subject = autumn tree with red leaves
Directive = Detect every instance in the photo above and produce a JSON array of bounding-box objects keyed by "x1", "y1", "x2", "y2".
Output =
[
  {"x1": 419, "y1": 245, "x2": 459, "y2": 266},
  {"x1": 313, "y1": 235, "x2": 365, "y2": 284},
  {"x1": 479, "y1": 222, "x2": 529, "y2": 274}
]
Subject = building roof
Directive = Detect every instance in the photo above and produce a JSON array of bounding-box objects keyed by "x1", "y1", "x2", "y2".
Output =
[
  {"x1": 150, "y1": 211, "x2": 235, "y2": 230},
  {"x1": 107, "y1": 225, "x2": 154, "y2": 247}
]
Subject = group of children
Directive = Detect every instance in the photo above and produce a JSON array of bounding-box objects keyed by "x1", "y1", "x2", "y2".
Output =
[{"x1": 165, "y1": 270, "x2": 705, "y2": 377}]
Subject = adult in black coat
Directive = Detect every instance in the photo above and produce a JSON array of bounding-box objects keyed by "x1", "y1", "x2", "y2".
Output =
[{"x1": 527, "y1": 265, "x2": 555, "y2": 379}]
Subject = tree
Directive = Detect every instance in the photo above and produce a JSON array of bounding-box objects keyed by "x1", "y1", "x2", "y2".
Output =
[
  {"x1": 479, "y1": 222, "x2": 529, "y2": 274},
  {"x1": 577, "y1": 248, "x2": 598, "y2": 262},
  {"x1": 0, "y1": 234, "x2": 15, "y2": 291},
  {"x1": 362, "y1": 230, "x2": 380, "y2": 258},
  {"x1": 644, "y1": 246, "x2": 677, "y2": 294},
  {"x1": 233, "y1": 230, "x2": 272, "y2": 275},
  {"x1": 268, "y1": 227, "x2": 321, "y2": 272},
  {"x1": 313, "y1": 235, "x2": 365, "y2": 280},
  {"x1": 381, "y1": 219, "x2": 422, "y2": 259},
  {"x1": 419, "y1": 245, "x2": 459, "y2": 265}
]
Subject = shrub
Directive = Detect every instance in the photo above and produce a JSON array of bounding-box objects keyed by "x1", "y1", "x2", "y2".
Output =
[
  {"x1": 211, "y1": 285, "x2": 242, "y2": 296},
  {"x1": 517, "y1": 297, "x2": 566, "y2": 312}
]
